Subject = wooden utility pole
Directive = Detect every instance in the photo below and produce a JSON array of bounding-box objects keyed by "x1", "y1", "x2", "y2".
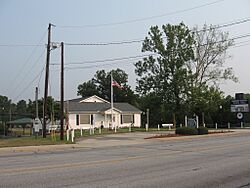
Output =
[
  {"x1": 35, "y1": 87, "x2": 38, "y2": 118},
  {"x1": 43, "y1": 23, "x2": 52, "y2": 138},
  {"x1": 60, "y1": 42, "x2": 64, "y2": 140},
  {"x1": 146, "y1": 108, "x2": 149, "y2": 131}
]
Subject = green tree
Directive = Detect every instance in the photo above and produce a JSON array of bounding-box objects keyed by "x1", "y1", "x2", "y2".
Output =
[
  {"x1": 16, "y1": 100, "x2": 27, "y2": 114},
  {"x1": 0, "y1": 95, "x2": 11, "y2": 123},
  {"x1": 26, "y1": 96, "x2": 60, "y2": 122},
  {"x1": 77, "y1": 80, "x2": 99, "y2": 98},
  {"x1": 135, "y1": 23, "x2": 195, "y2": 122},
  {"x1": 185, "y1": 24, "x2": 237, "y2": 123},
  {"x1": 137, "y1": 93, "x2": 162, "y2": 127},
  {"x1": 77, "y1": 69, "x2": 137, "y2": 105}
]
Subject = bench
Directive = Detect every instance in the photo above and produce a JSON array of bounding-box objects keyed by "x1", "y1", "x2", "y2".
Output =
[{"x1": 162, "y1": 123, "x2": 174, "y2": 130}]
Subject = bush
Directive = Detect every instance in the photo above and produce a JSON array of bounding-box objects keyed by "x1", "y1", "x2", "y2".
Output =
[
  {"x1": 175, "y1": 127, "x2": 198, "y2": 135},
  {"x1": 197, "y1": 126, "x2": 208, "y2": 135}
]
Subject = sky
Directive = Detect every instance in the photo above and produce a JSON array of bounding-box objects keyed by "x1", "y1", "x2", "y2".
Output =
[{"x1": 0, "y1": 0, "x2": 250, "y2": 103}]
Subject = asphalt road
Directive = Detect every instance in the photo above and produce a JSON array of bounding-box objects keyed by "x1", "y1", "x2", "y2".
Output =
[{"x1": 1, "y1": 131, "x2": 250, "y2": 188}]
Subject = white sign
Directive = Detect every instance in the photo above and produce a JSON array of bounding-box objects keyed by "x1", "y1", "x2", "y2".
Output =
[
  {"x1": 237, "y1": 112, "x2": 243, "y2": 119},
  {"x1": 34, "y1": 118, "x2": 42, "y2": 132}
]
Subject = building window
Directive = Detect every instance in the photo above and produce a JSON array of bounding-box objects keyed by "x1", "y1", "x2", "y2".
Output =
[
  {"x1": 80, "y1": 114, "x2": 90, "y2": 124},
  {"x1": 76, "y1": 114, "x2": 79, "y2": 125},
  {"x1": 122, "y1": 115, "x2": 134, "y2": 124}
]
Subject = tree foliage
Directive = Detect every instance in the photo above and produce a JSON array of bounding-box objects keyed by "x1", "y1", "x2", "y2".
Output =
[
  {"x1": 135, "y1": 23, "x2": 195, "y2": 115},
  {"x1": 77, "y1": 69, "x2": 138, "y2": 105}
]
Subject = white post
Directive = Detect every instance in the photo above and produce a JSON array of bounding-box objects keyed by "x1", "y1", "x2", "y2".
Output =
[
  {"x1": 80, "y1": 128, "x2": 83, "y2": 136},
  {"x1": 185, "y1": 116, "x2": 188, "y2": 127},
  {"x1": 196, "y1": 115, "x2": 199, "y2": 128},
  {"x1": 146, "y1": 123, "x2": 148, "y2": 131},
  {"x1": 158, "y1": 124, "x2": 160, "y2": 131},
  {"x1": 66, "y1": 129, "x2": 69, "y2": 141},
  {"x1": 215, "y1": 123, "x2": 218, "y2": 129},
  {"x1": 99, "y1": 126, "x2": 102, "y2": 134},
  {"x1": 71, "y1": 129, "x2": 74, "y2": 142},
  {"x1": 180, "y1": 124, "x2": 182, "y2": 128},
  {"x1": 92, "y1": 125, "x2": 95, "y2": 134},
  {"x1": 129, "y1": 124, "x2": 131, "y2": 132},
  {"x1": 241, "y1": 122, "x2": 243, "y2": 128},
  {"x1": 228, "y1": 122, "x2": 230, "y2": 129},
  {"x1": 89, "y1": 127, "x2": 92, "y2": 135}
]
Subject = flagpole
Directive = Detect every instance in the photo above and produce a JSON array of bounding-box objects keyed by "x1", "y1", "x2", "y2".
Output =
[{"x1": 111, "y1": 73, "x2": 116, "y2": 132}]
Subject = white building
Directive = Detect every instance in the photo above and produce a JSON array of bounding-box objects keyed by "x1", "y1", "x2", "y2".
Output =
[{"x1": 66, "y1": 95, "x2": 142, "y2": 130}]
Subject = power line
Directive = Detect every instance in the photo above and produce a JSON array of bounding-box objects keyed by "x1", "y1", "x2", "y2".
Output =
[
  {"x1": 63, "y1": 17, "x2": 250, "y2": 46},
  {"x1": 209, "y1": 17, "x2": 250, "y2": 30},
  {"x1": 63, "y1": 34, "x2": 250, "y2": 70},
  {"x1": 1, "y1": 16, "x2": 249, "y2": 48},
  {"x1": 10, "y1": 49, "x2": 46, "y2": 95},
  {"x1": 66, "y1": 53, "x2": 155, "y2": 65},
  {"x1": 37, "y1": 64, "x2": 46, "y2": 89},
  {"x1": 0, "y1": 44, "x2": 44, "y2": 47},
  {"x1": 12, "y1": 67, "x2": 45, "y2": 102},
  {"x1": 64, "y1": 41, "x2": 250, "y2": 71},
  {"x1": 64, "y1": 38, "x2": 144, "y2": 46},
  {"x1": 7, "y1": 30, "x2": 47, "y2": 94},
  {"x1": 57, "y1": 0, "x2": 225, "y2": 28},
  {"x1": 62, "y1": 33, "x2": 250, "y2": 67}
]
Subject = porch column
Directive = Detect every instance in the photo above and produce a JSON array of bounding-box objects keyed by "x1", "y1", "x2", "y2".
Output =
[{"x1": 104, "y1": 113, "x2": 107, "y2": 128}]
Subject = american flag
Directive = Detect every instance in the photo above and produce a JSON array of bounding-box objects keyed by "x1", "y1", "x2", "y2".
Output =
[{"x1": 112, "y1": 80, "x2": 123, "y2": 89}]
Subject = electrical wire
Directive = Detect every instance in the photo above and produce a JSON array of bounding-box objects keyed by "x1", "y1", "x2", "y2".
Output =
[
  {"x1": 8, "y1": 30, "x2": 47, "y2": 93},
  {"x1": 64, "y1": 41, "x2": 250, "y2": 71},
  {"x1": 10, "y1": 49, "x2": 46, "y2": 100},
  {"x1": 66, "y1": 53, "x2": 155, "y2": 65},
  {"x1": 63, "y1": 17, "x2": 250, "y2": 46},
  {"x1": 0, "y1": 44, "x2": 44, "y2": 47},
  {"x1": 12, "y1": 67, "x2": 45, "y2": 102},
  {"x1": 57, "y1": 0, "x2": 225, "y2": 28},
  {"x1": 62, "y1": 32, "x2": 250, "y2": 68}
]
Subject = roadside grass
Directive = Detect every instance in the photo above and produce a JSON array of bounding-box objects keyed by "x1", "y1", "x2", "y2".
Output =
[
  {"x1": 0, "y1": 134, "x2": 71, "y2": 148},
  {"x1": 74, "y1": 127, "x2": 173, "y2": 138},
  {"x1": 0, "y1": 127, "x2": 173, "y2": 148}
]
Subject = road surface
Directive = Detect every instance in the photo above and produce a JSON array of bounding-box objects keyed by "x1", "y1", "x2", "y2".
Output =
[{"x1": 0, "y1": 131, "x2": 250, "y2": 188}]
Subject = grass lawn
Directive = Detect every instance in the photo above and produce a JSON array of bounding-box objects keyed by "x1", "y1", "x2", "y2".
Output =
[
  {"x1": 74, "y1": 127, "x2": 173, "y2": 137},
  {"x1": 0, "y1": 134, "x2": 71, "y2": 148},
  {"x1": 0, "y1": 127, "x2": 173, "y2": 148}
]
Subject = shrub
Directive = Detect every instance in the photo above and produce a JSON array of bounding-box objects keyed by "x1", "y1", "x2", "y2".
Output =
[
  {"x1": 197, "y1": 126, "x2": 208, "y2": 135},
  {"x1": 175, "y1": 127, "x2": 198, "y2": 135}
]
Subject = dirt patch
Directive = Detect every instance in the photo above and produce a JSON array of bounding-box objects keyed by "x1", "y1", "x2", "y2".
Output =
[{"x1": 145, "y1": 130, "x2": 233, "y2": 139}]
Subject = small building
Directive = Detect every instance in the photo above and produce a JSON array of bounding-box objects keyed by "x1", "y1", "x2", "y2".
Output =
[{"x1": 67, "y1": 95, "x2": 142, "y2": 129}]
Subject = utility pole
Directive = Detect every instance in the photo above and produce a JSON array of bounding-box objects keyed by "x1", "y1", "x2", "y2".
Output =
[
  {"x1": 9, "y1": 104, "x2": 12, "y2": 134},
  {"x1": 60, "y1": 42, "x2": 64, "y2": 140},
  {"x1": 35, "y1": 87, "x2": 38, "y2": 118},
  {"x1": 146, "y1": 108, "x2": 149, "y2": 131},
  {"x1": 43, "y1": 23, "x2": 52, "y2": 138}
]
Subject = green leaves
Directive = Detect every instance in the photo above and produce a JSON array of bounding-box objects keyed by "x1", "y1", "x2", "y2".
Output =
[
  {"x1": 77, "y1": 69, "x2": 137, "y2": 105},
  {"x1": 135, "y1": 23, "x2": 195, "y2": 113}
]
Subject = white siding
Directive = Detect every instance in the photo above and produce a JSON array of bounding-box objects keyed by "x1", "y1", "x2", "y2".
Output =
[
  {"x1": 69, "y1": 114, "x2": 77, "y2": 129},
  {"x1": 79, "y1": 96, "x2": 109, "y2": 103},
  {"x1": 134, "y1": 113, "x2": 141, "y2": 127},
  {"x1": 68, "y1": 112, "x2": 141, "y2": 129}
]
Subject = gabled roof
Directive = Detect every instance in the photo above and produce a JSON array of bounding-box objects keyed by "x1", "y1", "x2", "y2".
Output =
[
  {"x1": 68, "y1": 102, "x2": 141, "y2": 113},
  {"x1": 7, "y1": 118, "x2": 33, "y2": 125},
  {"x1": 114, "y1": 103, "x2": 142, "y2": 113},
  {"x1": 79, "y1": 95, "x2": 109, "y2": 103},
  {"x1": 67, "y1": 95, "x2": 109, "y2": 103},
  {"x1": 67, "y1": 95, "x2": 141, "y2": 114}
]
